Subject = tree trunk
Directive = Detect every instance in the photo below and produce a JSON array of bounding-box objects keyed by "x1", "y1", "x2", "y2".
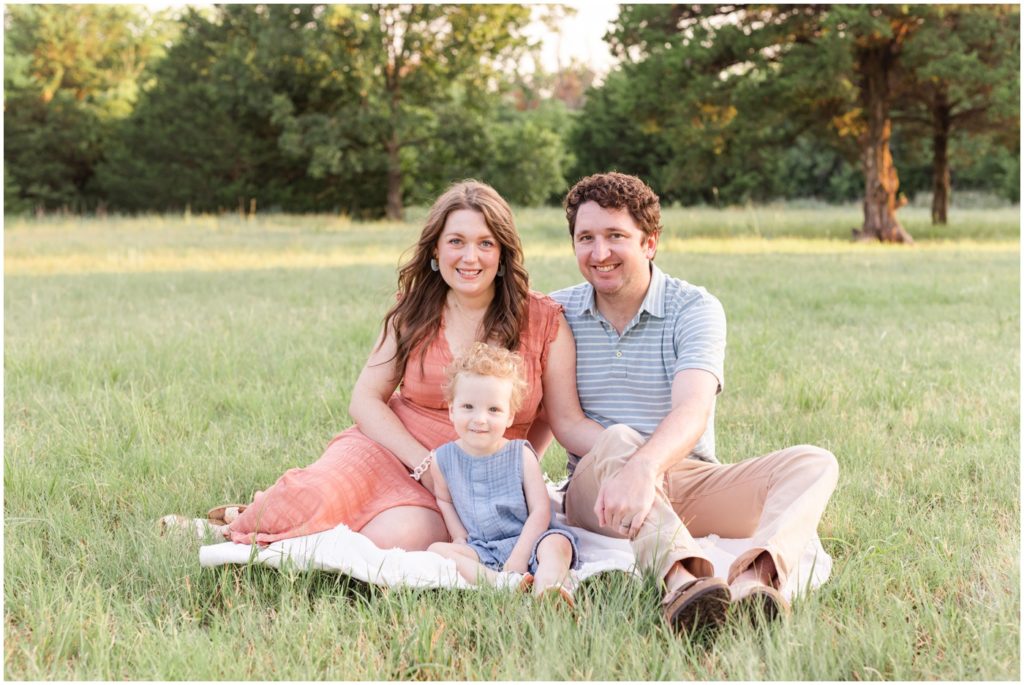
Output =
[
  {"x1": 854, "y1": 45, "x2": 914, "y2": 244},
  {"x1": 381, "y1": 6, "x2": 404, "y2": 222},
  {"x1": 931, "y1": 92, "x2": 951, "y2": 225},
  {"x1": 385, "y1": 134, "x2": 403, "y2": 221}
]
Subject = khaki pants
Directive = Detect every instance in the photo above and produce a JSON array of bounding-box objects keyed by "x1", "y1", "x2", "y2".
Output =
[{"x1": 564, "y1": 425, "x2": 839, "y2": 588}]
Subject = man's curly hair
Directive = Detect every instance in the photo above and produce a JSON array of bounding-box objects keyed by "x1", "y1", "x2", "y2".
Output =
[{"x1": 564, "y1": 172, "x2": 662, "y2": 240}]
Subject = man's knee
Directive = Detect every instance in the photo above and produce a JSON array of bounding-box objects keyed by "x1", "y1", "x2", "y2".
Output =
[
  {"x1": 601, "y1": 423, "x2": 645, "y2": 446},
  {"x1": 790, "y1": 445, "x2": 839, "y2": 487},
  {"x1": 588, "y1": 424, "x2": 646, "y2": 466}
]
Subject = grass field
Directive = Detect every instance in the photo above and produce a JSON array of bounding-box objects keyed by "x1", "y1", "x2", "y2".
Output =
[{"x1": 4, "y1": 205, "x2": 1020, "y2": 679}]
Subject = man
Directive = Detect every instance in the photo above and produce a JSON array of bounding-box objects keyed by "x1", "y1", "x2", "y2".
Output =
[{"x1": 551, "y1": 172, "x2": 839, "y2": 637}]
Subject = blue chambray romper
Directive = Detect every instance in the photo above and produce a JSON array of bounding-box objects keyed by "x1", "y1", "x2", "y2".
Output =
[{"x1": 435, "y1": 439, "x2": 581, "y2": 573}]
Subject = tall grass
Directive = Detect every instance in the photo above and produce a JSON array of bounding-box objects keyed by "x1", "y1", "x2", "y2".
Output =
[{"x1": 4, "y1": 206, "x2": 1019, "y2": 679}]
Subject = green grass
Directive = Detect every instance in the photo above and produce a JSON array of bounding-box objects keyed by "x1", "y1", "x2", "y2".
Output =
[{"x1": 4, "y1": 206, "x2": 1019, "y2": 679}]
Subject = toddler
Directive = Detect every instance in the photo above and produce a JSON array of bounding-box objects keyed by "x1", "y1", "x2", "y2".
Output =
[{"x1": 427, "y1": 342, "x2": 580, "y2": 604}]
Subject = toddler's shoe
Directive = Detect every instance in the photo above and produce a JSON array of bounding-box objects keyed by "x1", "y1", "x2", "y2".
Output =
[{"x1": 519, "y1": 573, "x2": 575, "y2": 610}]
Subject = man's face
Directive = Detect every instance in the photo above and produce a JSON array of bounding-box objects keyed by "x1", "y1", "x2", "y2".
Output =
[{"x1": 572, "y1": 201, "x2": 658, "y2": 302}]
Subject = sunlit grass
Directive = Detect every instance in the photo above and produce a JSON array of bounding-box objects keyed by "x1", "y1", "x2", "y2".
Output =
[
  {"x1": 6, "y1": 237, "x2": 1019, "y2": 276},
  {"x1": 4, "y1": 209, "x2": 1019, "y2": 679},
  {"x1": 5, "y1": 206, "x2": 1018, "y2": 275}
]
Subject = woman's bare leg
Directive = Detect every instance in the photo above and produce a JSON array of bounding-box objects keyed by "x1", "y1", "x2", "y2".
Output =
[{"x1": 358, "y1": 506, "x2": 448, "y2": 551}]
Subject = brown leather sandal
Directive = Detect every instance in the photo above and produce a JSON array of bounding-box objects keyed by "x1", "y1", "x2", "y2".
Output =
[
  {"x1": 731, "y1": 582, "x2": 790, "y2": 622},
  {"x1": 661, "y1": 576, "x2": 730, "y2": 635},
  {"x1": 206, "y1": 504, "x2": 247, "y2": 526}
]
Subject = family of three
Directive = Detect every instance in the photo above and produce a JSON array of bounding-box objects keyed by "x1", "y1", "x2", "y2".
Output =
[{"x1": 180, "y1": 172, "x2": 839, "y2": 637}]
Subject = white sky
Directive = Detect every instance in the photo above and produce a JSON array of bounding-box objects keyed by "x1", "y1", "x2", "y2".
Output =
[{"x1": 524, "y1": 3, "x2": 620, "y2": 77}]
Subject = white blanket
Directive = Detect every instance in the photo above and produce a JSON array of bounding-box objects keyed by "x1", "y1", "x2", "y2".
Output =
[{"x1": 199, "y1": 484, "x2": 831, "y2": 600}]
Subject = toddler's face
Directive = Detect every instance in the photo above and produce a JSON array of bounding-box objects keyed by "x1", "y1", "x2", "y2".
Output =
[{"x1": 449, "y1": 373, "x2": 515, "y2": 455}]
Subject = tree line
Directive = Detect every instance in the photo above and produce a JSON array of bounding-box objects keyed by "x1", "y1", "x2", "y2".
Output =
[{"x1": 4, "y1": 4, "x2": 1019, "y2": 242}]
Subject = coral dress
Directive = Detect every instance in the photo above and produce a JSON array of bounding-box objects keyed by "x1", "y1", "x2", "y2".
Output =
[{"x1": 227, "y1": 292, "x2": 563, "y2": 545}]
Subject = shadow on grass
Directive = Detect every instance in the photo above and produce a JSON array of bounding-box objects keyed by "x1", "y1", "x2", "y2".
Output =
[{"x1": 182, "y1": 563, "x2": 383, "y2": 626}]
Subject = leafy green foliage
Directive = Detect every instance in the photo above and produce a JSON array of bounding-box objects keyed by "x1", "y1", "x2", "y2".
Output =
[
  {"x1": 892, "y1": 5, "x2": 1021, "y2": 217},
  {"x1": 3, "y1": 5, "x2": 173, "y2": 211},
  {"x1": 572, "y1": 4, "x2": 1018, "y2": 214},
  {"x1": 3, "y1": 5, "x2": 1017, "y2": 215},
  {"x1": 96, "y1": 6, "x2": 357, "y2": 214}
]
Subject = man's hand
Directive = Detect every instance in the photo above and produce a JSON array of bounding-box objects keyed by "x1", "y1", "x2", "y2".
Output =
[{"x1": 594, "y1": 459, "x2": 658, "y2": 539}]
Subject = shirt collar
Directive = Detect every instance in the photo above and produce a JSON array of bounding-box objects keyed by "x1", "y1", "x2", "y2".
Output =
[{"x1": 639, "y1": 263, "x2": 668, "y2": 318}]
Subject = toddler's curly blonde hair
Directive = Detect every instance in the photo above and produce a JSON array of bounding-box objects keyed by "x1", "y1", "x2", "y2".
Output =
[{"x1": 444, "y1": 342, "x2": 528, "y2": 415}]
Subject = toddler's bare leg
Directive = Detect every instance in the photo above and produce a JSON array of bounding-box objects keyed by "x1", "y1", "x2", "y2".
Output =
[
  {"x1": 531, "y1": 534, "x2": 573, "y2": 597},
  {"x1": 428, "y1": 541, "x2": 498, "y2": 586}
]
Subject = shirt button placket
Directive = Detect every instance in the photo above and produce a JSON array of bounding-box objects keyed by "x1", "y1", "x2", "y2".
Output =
[{"x1": 612, "y1": 348, "x2": 626, "y2": 378}]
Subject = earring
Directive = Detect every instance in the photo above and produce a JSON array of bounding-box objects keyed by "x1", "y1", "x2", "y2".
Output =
[
  {"x1": 496, "y1": 263, "x2": 505, "y2": 277},
  {"x1": 430, "y1": 258, "x2": 439, "y2": 272}
]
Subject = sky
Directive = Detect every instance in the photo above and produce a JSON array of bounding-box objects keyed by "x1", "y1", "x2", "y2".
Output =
[{"x1": 524, "y1": 3, "x2": 620, "y2": 77}]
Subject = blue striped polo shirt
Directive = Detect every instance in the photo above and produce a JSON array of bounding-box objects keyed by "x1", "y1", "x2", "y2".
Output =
[{"x1": 551, "y1": 263, "x2": 726, "y2": 476}]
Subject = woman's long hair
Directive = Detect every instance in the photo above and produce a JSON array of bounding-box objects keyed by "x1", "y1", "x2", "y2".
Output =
[{"x1": 378, "y1": 180, "x2": 530, "y2": 385}]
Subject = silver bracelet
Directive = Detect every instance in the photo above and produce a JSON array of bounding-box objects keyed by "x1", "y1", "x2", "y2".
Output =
[{"x1": 410, "y1": 450, "x2": 434, "y2": 482}]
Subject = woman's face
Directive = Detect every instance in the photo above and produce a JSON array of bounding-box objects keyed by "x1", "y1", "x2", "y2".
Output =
[{"x1": 434, "y1": 209, "x2": 502, "y2": 301}]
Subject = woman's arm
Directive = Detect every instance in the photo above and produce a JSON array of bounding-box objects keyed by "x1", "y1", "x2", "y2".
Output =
[
  {"x1": 525, "y1": 407, "x2": 554, "y2": 458},
  {"x1": 503, "y1": 446, "x2": 554, "y2": 573},
  {"x1": 348, "y1": 323, "x2": 437, "y2": 492},
  {"x1": 429, "y1": 461, "x2": 467, "y2": 543},
  {"x1": 540, "y1": 314, "x2": 606, "y2": 457}
]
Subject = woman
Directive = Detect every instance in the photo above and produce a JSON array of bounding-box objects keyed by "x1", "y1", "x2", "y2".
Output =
[{"x1": 208, "y1": 181, "x2": 602, "y2": 551}]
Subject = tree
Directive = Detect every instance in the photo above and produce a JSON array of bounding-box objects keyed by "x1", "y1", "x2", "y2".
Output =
[
  {"x1": 568, "y1": 64, "x2": 691, "y2": 203},
  {"x1": 3, "y1": 4, "x2": 172, "y2": 211},
  {"x1": 894, "y1": 5, "x2": 1020, "y2": 224},
  {"x1": 603, "y1": 4, "x2": 984, "y2": 241},
  {"x1": 483, "y1": 105, "x2": 572, "y2": 206},
  {"x1": 270, "y1": 4, "x2": 533, "y2": 219},
  {"x1": 97, "y1": 4, "x2": 562, "y2": 215},
  {"x1": 836, "y1": 6, "x2": 920, "y2": 242},
  {"x1": 97, "y1": 6, "x2": 338, "y2": 213}
]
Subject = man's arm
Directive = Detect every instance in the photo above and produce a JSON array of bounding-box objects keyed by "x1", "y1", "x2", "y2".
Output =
[{"x1": 593, "y1": 368, "x2": 719, "y2": 538}]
